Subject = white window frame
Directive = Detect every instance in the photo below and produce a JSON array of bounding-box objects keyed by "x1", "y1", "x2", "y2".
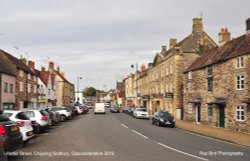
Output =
[
  {"x1": 170, "y1": 65, "x2": 173, "y2": 74},
  {"x1": 27, "y1": 74, "x2": 31, "y2": 80},
  {"x1": 19, "y1": 70, "x2": 24, "y2": 77},
  {"x1": 236, "y1": 106, "x2": 245, "y2": 121},
  {"x1": 28, "y1": 84, "x2": 31, "y2": 93},
  {"x1": 33, "y1": 85, "x2": 37, "y2": 93},
  {"x1": 188, "y1": 103, "x2": 193, "y2": 114},
  {"x1": 188, "y1": 71, "x2": 192, "y2": 80},
  {"x1": 19, "y1": 82, "x2": 23, "y2": 92},
  {"x1": 236, "y1": 56, "x2": 244, "y2": 69},
  {"x1": 169, "y1": 83, "x2": 173, "y2": 92},
  {"x1": 236, "y1": 75, "x2": 244, "y2": 90},
  {"x1": 188, "y1": 82, "x2": 192, "y2": 92}
]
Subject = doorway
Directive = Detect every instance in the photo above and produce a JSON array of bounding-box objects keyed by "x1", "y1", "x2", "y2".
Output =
[
  {"x1": 196, "y1": 105, "x2": 201, "y2": 123},
  {"x1": 219, "y1": 106, "x2": 225, "y2": 128}
]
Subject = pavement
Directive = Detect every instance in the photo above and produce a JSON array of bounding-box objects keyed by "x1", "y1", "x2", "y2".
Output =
[{"x1": 176, "y1": 120, "x2": 250, "y2": 147}]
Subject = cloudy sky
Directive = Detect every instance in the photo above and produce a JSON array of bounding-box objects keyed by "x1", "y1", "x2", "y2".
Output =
[{"x1": 0, "y1": 0, "x2": 249, "y2": 90}]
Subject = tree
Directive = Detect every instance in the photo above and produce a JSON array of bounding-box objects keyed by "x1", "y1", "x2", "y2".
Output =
[{"x1": 82, "y1": 87, "x2": 98, "y2": 97}]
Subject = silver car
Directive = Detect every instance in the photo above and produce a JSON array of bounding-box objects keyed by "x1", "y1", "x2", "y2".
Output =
[{"x1": 22, "y1": 108, "x2": 52, "y2": 133}]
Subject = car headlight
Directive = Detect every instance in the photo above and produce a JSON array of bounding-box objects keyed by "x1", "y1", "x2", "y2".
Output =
[{"x1": 160, "y1": 118, "x2": 164, "y2": 122}]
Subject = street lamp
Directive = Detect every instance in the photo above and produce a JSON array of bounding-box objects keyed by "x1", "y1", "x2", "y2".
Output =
[
  {"x1": 77, "y1": 76, "x2": 82, "y2": 101},
  {"x1": 131, "y1": 63, "x2": 139, "y2": 107}
]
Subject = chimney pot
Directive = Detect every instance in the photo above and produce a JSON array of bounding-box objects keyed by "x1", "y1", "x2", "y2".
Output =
[
  {"x1": 140, "y1": 64, "x2": 146, "y2": 72},
  {"x1": 41, "y1": 67, "x2": 46, "y2": 71}
]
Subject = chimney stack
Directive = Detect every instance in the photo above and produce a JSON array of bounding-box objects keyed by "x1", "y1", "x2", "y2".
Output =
[
  {"x1": 140, "y1": 64, "x2": 146, "y2": 72},
  {"x1": 169, "y1": 38, "x2": 177, "y2": 49},
  {"x1": 246, "y1": 17, "x2": 250, "y2": 35},
  {"x1": 218, "y1": 28, "x2": 231, "y2": 46},
  {"x1": 28, "y1": 60, "x2": 35, "y2": 70},
  {"x1": 49, "y1": 62, "x2": 54, "y2": 70},
  {"x1": 161, "y1": 45, "x2": 167, "y2": 52},
  {"x1": 192, "y1": 18, "x2": 203, "y2": 32}
]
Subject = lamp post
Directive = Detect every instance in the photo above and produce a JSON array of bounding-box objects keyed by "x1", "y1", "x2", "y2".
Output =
[
  {"x1": 77, "y1": 76, "x2": 82, "y2": 102},
  {"x1": 131, "y1": 63, "x2": 139, "y2": 107}
]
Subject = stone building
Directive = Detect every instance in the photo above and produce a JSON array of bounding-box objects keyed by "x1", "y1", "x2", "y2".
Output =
[
  {"x1": 124, "y1": 74, "x2": 135, "y2": 106},
  {"x1": 47, "y1": 62, "x2": 74, "y2": 106},
  {"x1": 1, "y1": 50, "x2": 38, "y2": 109},
  {"x1": 147, "y1": 18, "x2": 217, "y2": 118},
  {"x1": 183, "y1": 18, "x2": 250, "y2": 132}
]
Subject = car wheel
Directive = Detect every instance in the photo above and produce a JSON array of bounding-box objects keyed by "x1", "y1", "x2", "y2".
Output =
[
  {"x1": 157, "y1": 121, "x2": 161, "y2": 127},
  {"x1": 152, "y1": 121, "x2": 155, "y2": 125},
  {"x1": 60, "y1": 115, "x2": 66, "y2": 121},
  {"x1": 34, "y1": 124, "x2": 41, "y2": 134},
  {"x1": 23, "y1": 139, "x2": 30, "y2": 145}
]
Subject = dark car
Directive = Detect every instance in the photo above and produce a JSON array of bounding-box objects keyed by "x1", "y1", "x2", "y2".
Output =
[
  {"x1": 66, "y1": 106, "x2": 78, "y2": 118},
  {"x1": 152, "y1": 112, "x2": 175, "y2": 127},
  {"x1": 110, "y1": 105, "x2": 120, "y2": 113},
  {"x1": 0, "y1": 112, "x2": 23, "y2": 153},
  {"x1": 44, "y1": 108, "x2": 60, "y2": 125},
  {"x1": 127, "y1": 107, "x2": 135, "y2": 116}
]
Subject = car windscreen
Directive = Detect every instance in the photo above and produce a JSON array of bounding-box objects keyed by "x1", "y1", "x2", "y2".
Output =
[
  {"x1": 158, "y1": 112, "x2": 172, "y2": 118},
  {"x1": 16, "y1": 112, "x2": 30, "y2": 120}
]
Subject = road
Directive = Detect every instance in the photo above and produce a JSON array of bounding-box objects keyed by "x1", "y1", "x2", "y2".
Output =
[{"x1": 8, "y1": 110, "x2": 250, "y2": 161}]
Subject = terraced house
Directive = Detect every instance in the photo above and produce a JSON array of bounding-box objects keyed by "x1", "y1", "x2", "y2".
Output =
[
  {"x1": 147, "y1": 18, "x2": 217, "y2": 118},
  {"x1": 0, "y1": 50, "x2": 16, "y2": 110},
  {"x1": 1, "y1": 50, "x2": 38, "y2": 109},
  {"x1": 184, "y1": 18, "x2": 250, "y2": 132}
]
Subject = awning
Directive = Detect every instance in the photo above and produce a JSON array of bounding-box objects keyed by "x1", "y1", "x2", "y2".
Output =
[
  {"x1": 242, "y1": 98, "x2": 250, "y2": 104},
  {"x1": 207, "y1": 98, "x2": 226, "y2": 105},
  {"x1": 188, "y1": 98, "x2": 202, "y2": 104}
]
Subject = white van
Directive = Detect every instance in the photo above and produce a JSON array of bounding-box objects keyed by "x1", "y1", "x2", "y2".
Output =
[{"x1": 94, "y1": 103, "x2": 106, "y2": 114}]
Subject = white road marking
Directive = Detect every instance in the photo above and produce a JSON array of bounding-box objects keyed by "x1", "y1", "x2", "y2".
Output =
[
  {"x1": 43, "y1": 133, "x2": 49, "y2": 136},
  {"x1": 158, "y1": 143, "x2": 208, "y2": 161},
  {"x1": 131, "y1": 130, "x2": 148, "y2": 139},
  {"x1": 121, "y1": 124, "x2": 129, "y2": 128}
]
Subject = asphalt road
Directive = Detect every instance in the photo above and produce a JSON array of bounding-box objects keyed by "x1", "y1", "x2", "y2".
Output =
[{"x1": 8, "y1": 110, "x2": 250, "y2": 161}]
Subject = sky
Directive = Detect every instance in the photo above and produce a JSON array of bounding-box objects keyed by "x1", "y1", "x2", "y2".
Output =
[{"x1": 0, "y1": 0, "x2": 249, "y2": 90}]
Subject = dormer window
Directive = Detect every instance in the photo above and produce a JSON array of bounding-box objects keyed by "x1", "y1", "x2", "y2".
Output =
[{"x1": 236, "y1": 56, "x2": 244, "y2": 68}]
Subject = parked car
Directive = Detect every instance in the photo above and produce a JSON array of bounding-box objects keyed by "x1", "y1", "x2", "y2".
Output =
[
  {"x1": 152, "y1": 112, "x2": 175, "y2": 127},
  {"x1": 74, "y1": 106, "x2": 83, "y2": 115},
  {"x1": 23, "y1": 108, "x2": 51, "y2": 133},
  {"x1": 3, "y1": 110, "x2": 34, "y2": 143},
  {"x1": 133, "y1": 108, "x2": 150, "y2": 119},
  {"x1": 127, "y1": 107, "x2": 135, "y2": 116},
  {"x1": 0, "y1": 111, "x2": 23, "y2": 152},
  {"x1": 0, "y1": 137, "x2": 7, "y2": 161},
  {"x1": 43, "y1": 108, "x2": 61, "y2": 125},
  {"x1": 110, "y1": 105, "x2": 120, "y2": 113},
  {"x1": 80, "y1": 105, "x2": 89, "y2": 114},
  {"x1": 122, "y1": 106, "x2": 130, "y2": 113},
  {"x1": 86, "y1": 102, "x2": 93, "y2": 109},
  {"x1": 66, "y1": 106, "x2": 78, "y2": 117},
  {"x1": 50, "y1": 106, "x2": 72, "y2": 121},
  {"x1": 105, "y1": 102, "x2": 110, "y2": 108}
]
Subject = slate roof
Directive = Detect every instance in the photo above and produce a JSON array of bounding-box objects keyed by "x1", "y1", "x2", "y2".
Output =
[
  {"x1": 0, "y1": 49, "x2": 36, "y2": 75},
  {"x1": 185, "y1": 34, "x2": 250, "y2": 72},
  {"x1": 0, "y1": 51, "x2": 16, "y2": 76}
]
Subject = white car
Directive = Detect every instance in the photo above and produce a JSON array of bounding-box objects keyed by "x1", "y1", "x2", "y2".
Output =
[
  {"x1": 3, "y1": 110, "x2": 34, "y2": 142},
  {"x1": 133, "y1": 108, "x2": 150, "y2": 119},
  {"x1": 23, "y1": 108, "x2": 52, "y2": 133},
  {"x1": 50, "y1": 106, "x2": 72, "y2": 121},
  {"x1": 74, "y1": 106, "x2": 83, "y2": 114}
]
